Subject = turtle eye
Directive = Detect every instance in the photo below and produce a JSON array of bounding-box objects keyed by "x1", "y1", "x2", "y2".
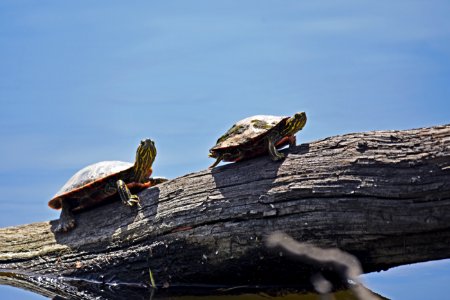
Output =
[{"x1": 140, "y1": 140, "x2": 145, "y2": 145}]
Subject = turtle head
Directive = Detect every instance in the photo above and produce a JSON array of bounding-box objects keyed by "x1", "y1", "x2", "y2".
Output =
[
  {"x1": 283, "y1": 112, "x2": 307, "y2": 136},
  {"x1": 134, "y1": 138, "x2": 157, "y2": 182}
]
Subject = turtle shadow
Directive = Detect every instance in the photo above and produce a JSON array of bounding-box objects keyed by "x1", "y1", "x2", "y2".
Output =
[
  {"x1": 51, "y1": 186, "x2": 161, "y2": 250},
  {"x1": 210, "y1": 144, "x2": 310, "y2": 216}
]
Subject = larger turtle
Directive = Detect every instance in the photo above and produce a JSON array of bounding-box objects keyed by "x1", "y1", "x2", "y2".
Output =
[
  {"x1": 209, "y1": 112, "x2": 307, "y2": 168},
  {"x1": 49, "y1": 139, "x2": 166, "y2": 233}
]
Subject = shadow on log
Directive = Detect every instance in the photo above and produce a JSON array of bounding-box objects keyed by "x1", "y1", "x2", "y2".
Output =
[{"x1": 1, "y1": 124, "x2": 450, "y2": 299}]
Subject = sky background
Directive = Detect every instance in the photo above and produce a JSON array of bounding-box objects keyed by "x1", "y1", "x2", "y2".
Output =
[{"x1": 1, "y1": 1, "x2": 449, "y2": 299}]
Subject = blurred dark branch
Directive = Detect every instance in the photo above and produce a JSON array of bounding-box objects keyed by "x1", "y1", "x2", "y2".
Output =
[
  {"x1": 267, "y1": 232, "x2": 379, "y2": 300},
  {"x1": 1, "y1": 124, "x2": 450, "y2": 299}
]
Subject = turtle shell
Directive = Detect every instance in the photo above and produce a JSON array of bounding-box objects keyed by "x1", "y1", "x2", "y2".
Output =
[
  {"x1": 211, "y1": 115, "x2": 289, "y2": 150},
  {"x1": 48, "y1": 161, "x2": 133, "y2": 210}
]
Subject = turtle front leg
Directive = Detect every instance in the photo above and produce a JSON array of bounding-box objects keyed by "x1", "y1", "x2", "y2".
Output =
[
  {"x1": 116, "y1": 179, "x2": 141, "y2": 207},
  {"x1": 55, "y1": 199, "x2": 76, "y2": 233},
  {"x1": 209, "y1": 154, "x2": 224, "y2": 169},
  {"x1": 268, "y1": 138, "x2": 285, "y2": 161}
]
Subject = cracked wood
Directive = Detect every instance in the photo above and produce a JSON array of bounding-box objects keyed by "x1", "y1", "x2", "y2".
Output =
[{"x1": 1, "y1": 124, "x2": 450, "y2": 295}]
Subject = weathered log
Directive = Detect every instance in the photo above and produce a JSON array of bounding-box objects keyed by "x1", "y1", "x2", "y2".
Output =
[{"x1": 1, "y1": 124, "x2": 450, "y2": 299}]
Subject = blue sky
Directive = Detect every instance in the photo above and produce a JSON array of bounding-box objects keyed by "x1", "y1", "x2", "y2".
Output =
[{"x1": 1, "y1": 1, "x2": 449, "y2": 299}]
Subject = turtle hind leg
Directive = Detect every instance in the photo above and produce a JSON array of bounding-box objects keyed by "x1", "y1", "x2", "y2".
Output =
[
  {"x1": 268, "y1": 138, "x2": 285, "y2": 161},
  {"x1": 55, "y1": 199, "x2": 76, "y2": 233},
  {"x1": 117, "y1": 179, "x2": 140, "y2": 207}
]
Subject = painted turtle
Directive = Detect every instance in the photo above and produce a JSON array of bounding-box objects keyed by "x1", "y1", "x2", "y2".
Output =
[
  {"x1": 209, "y1": 112, "x2": 307, "y2": 168},
  {"x1": 49, "y1": 139, "x2": 166, "y2": 233}
]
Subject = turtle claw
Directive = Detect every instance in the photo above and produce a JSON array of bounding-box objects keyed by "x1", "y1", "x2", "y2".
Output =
[
  {"x1": 271, "y1": 152, "x2": 285, "y2": 161},
  {"x1": 55, "y1": 216, "x2": 76, "y2": 233},
  {"x1": 125, "y1": 195, "x2": 141, "y2": 207},
  {"x1": 127, "y1": 200, "x2": 141, "y2": 208}
]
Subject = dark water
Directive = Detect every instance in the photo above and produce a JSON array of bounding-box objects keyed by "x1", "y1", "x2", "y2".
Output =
[
  {"x1": 3, "y1": 259, "x2": 450, "y2": 300},
  {"x1": 0, "y1": 285, "x2": 380, "y2": 300},
  {"x1": 3, "y1": 258, "x2": 450, "y2": 299},
  {"x1": 0, "y1": 267, "x2": 381, "y2": 300}
]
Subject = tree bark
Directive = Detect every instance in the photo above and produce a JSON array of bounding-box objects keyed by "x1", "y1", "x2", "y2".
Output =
[{"x1": 1, "y1": 124, "x2": 450, "y2": 298}]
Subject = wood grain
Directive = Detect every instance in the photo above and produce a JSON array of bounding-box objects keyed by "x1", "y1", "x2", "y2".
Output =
[{"x1": 1, "y1": 124, "x2": 449, "y2": 298}]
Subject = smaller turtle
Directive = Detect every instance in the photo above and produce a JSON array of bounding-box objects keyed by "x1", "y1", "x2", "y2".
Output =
[
  {"x1": 48, "y1": 139, "x2": 167, "y2": 233},
  {"x1": 209, "y1": 112, "x2": 307, "y2": 168}
]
